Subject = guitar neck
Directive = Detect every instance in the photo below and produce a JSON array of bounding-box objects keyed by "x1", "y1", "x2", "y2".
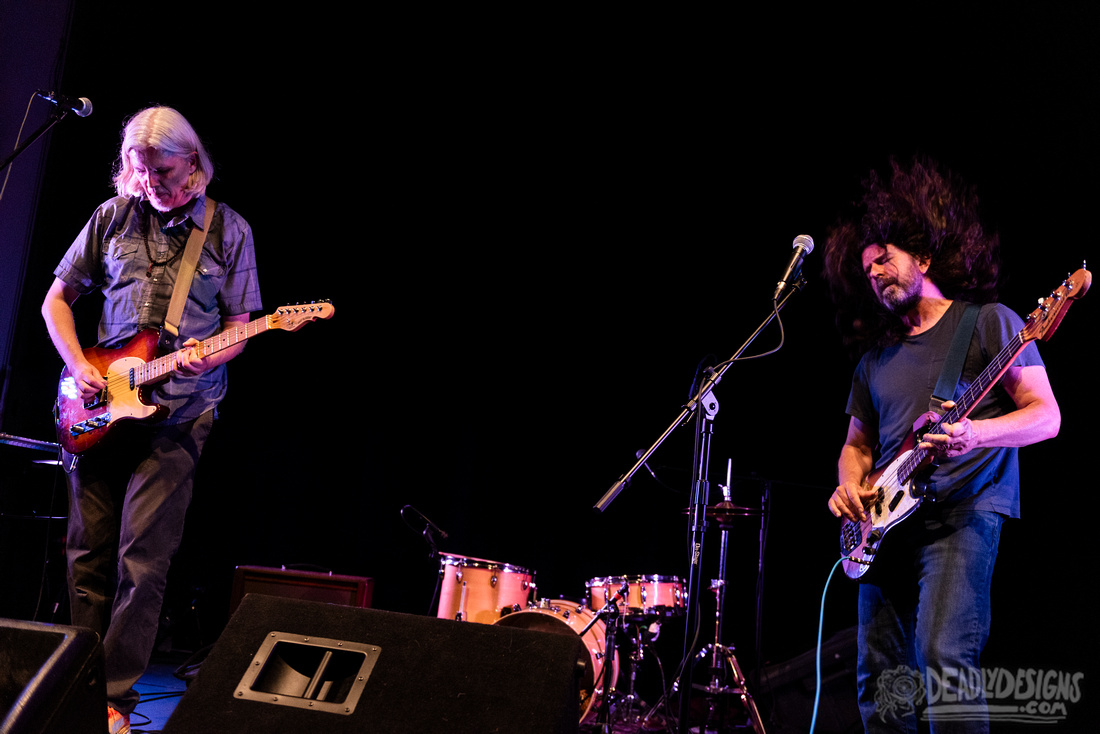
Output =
[
  {"x1": 936, "y1": 331, "x2": 1027, "y2": 428},
  {"x1": 134, "y1": 315, "x2": 271, "y2": 387},
  {"x1": 900, "y1": 330, "x2": 1030, "y2": 481}
]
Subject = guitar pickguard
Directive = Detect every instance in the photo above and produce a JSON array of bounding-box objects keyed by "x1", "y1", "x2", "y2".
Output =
[
  {"x1": 55, "y1": 356, "x2": 161, "y2": 454},
  {"x1": 840, "y1": 448, "x2": 927, "y2": 579}
]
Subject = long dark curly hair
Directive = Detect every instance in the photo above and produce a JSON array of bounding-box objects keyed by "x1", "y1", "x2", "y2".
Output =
[{"x1": 823, "y1": 156, "x2": 1002, "y2": 353}]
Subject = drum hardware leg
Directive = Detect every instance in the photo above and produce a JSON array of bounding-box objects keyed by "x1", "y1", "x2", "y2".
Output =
[
  {"x1": 688, "y1": 642, "x2": 765, "y2": 734},
  {"x1": 683, "y1": 581, "x2": 765, "y2": 734},
  {"x1": 577, "y1": 581, "x2": 630, "y2": 733},
  {"x1": 607, "y1": 620, "x2": 663, "y2": 731},
  {"x1": 429, "y1": 566, "x2": 444, "y2": 617},
  {"x1": 455, "y1": 577, "x2": 467, "y2": 621}
]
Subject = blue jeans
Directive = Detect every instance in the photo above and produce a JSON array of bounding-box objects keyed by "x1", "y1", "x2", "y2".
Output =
[{"x1": 857, "y1": 506, "x2": 1004, "y2": 734}]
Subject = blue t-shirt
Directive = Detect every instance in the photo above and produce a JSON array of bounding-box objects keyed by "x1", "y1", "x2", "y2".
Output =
[{"x1": 846, "y1": 301, "x2": 1044, "y2": 517}]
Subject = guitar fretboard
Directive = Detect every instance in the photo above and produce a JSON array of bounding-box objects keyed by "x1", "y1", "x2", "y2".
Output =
[
  {"x1": 897, "y1": 329, "x2": 1029, "y2": 484},
  {"x1": 132, "y1": 316, "x2": 271, "y2": 387}
]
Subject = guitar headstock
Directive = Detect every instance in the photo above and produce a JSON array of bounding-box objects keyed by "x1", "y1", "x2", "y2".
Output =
[
  {"x1": 268, "y1": 301, "x2": 335, "y2": 332},
  {"x1": 1021, "y1": 267, "x2": 1091, "y2": 343}
]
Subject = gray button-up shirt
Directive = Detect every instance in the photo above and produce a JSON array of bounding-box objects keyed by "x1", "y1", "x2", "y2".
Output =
[{"x1": 55, "y1": 194, "x2": 263, "y2": 423}]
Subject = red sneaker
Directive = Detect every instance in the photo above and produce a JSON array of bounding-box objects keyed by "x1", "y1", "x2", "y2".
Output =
[{"x1": 107, "y1": 706, "x2": 130, "y2": 734}]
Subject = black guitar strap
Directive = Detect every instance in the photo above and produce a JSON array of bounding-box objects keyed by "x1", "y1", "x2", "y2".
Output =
[{"x1": 930, "y1": 301, "x2": 981, "y2": 411}]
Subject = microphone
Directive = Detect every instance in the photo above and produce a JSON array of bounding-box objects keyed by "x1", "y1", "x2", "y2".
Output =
[
  {"x1": 773, "y1": 234, "x2": 814, "y2": 300},
  {"x1": 36, "y1": 90, "x2": 93, "y2": 118},
  {"x1": 403, "y1": 505, "x2": 449, "y2": 540}
]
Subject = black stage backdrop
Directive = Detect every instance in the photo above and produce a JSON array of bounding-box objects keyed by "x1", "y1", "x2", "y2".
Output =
[{"x1": 1, "y1": 4, "x2": 1097, "y2": 729}]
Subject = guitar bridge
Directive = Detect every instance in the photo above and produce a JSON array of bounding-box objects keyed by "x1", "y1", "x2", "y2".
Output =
[
  {"x1": 70, "y1": 413, "x2": 111, "y2": 436},
  {"x1": 840, "y1": 520, "x2": 862, "y2": 554}
]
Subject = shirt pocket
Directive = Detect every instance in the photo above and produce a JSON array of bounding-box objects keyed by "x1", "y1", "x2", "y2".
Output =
[
  {"x1": 189, "y1": 249, "x2": 227, "y2": 310},
  {"x1": 103, "y1": 235, "x2": 144, "y2": 285}
]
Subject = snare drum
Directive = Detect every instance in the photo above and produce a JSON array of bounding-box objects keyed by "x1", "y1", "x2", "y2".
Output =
[
  {"x1": 494, "y1": 599, "x2": 617, "y2": 724},
  {"x1": 585, "y1": 574, "x2": 685, "y2": 618},
  {"x1": 436, "y1": 554, "x2": 535, "y2": 625}
]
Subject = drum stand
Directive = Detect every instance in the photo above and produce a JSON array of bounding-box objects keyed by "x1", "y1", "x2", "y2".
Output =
[
  {"x1": 691, "y1": 580, "x2": 766, "y2": 734},
  {"x1": 613, "y1": 617, "x2": 673, "y2": 732},
  {"x1": 580, "y1": 583, "x2": 625, "y2": 733},
  {"x1": 583, "y1": 615, "x2": 669, "y2": 733}
]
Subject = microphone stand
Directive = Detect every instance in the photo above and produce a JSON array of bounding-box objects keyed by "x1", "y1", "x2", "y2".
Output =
[
  {"x1": 592, "y1": 276, "x2": 805, "y2": 734},
  {"x1": 0, "y1": 104, "x2": 72, "y2": 174}
]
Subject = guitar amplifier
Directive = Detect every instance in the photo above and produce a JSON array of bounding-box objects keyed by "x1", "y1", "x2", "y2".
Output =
[{"x1": 229, "y1": 566, "x2": 374, "y2": 615}]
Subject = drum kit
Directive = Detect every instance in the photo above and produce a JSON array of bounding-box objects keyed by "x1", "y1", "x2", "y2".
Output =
[{"x1": 431, "y1": 500, "x2": 768, "y2": 733}]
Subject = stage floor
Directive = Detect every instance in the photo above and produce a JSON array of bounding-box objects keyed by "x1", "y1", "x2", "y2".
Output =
[{"x1": 130, "y1": 653, "x2": 187, "y2": 732}]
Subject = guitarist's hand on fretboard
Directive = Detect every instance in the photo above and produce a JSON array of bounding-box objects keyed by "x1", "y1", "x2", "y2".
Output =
[
  {"x1": 176, "y1": 339, "x2": 208, "y2": 376},
  {"x1": 915, "y1": 400, "x2": 978, "y2": 459}
]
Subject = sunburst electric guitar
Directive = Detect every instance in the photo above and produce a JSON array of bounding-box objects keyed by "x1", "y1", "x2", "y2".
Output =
[
  {"x1": 839, "y1": 268, "x2": 1090, "y2": 580},
  {"x1": 54, "y1": 301, "x2": 334, "y2": 455}
]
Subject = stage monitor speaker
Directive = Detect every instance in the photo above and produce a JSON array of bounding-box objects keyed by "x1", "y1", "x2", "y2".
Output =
[
  {"x1": 164, "y1": 594, "x2": 586, "y2": 734},
  {"x1": 0, "y1": 618, "x2": 105, "y2": 734}
]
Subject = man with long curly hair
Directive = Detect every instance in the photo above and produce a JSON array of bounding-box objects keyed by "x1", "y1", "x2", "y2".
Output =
[{"x1": 823, "y1": 157, "x2": 1060, "y2": 732}]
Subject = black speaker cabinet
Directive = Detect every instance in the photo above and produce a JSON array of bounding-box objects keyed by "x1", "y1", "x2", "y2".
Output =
[
  {"x1": 0, "y1": 618, "x2": 105, "y2": 734},
  {"x1": 755, "y1": 625, "x2": 862, "y2": 734},
  {"x1": 164, "y1": 594, "x2": 586, "y2": 734}
]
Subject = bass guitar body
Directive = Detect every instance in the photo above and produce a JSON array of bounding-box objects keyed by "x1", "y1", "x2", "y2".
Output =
[{"x1": 840, "y1": 412, "x2": 938, "y2": 579}]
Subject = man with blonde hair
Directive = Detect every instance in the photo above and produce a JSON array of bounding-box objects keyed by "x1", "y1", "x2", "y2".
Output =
[{"x1": 42, "y1": 106, "x2": 262, "y2": 733}]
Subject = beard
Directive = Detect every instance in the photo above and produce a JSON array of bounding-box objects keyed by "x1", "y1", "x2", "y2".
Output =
[{"x1": 877, "y1": 277, "x2": 922, "y2": 314}]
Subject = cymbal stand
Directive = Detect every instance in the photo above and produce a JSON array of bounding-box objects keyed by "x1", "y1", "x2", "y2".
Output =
[{"x1": 693, "y1": 578, "x2": 766, "y2": 734}]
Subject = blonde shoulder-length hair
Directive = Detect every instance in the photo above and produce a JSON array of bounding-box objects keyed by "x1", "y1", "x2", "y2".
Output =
[{"x1": 112, "y1": 106, "x2": 214, "y2": 199}]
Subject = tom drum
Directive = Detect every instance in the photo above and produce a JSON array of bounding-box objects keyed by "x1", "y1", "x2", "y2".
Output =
[
  {"x1": 585, "y1": 574, "x2": 685, "y2": 619},
  {"x1": 435, "y1": 554, "x2": 535, "y2": 625}
]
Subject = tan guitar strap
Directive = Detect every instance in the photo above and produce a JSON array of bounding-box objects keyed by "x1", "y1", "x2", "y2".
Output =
[{"x1": 159, "y1": 196, "x2": 216, "y2": 350}]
